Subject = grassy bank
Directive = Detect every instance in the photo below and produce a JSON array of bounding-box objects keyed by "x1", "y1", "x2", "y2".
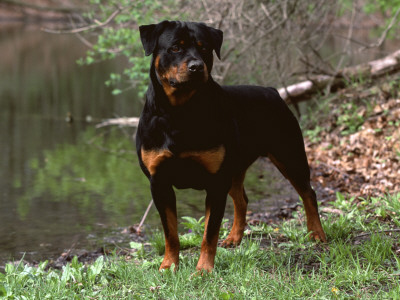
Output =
[{"x1": 1, "y1": 192, "x2": 399, "y2": 299}]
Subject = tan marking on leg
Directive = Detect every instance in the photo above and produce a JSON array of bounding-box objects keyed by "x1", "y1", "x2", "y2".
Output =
[
  {"x1": 197, "y1": 206, "x2": 219, "y2": 273},
  {"x1": 141, "y1": 148, "x2": 173, "y2": 176},
  {"x1": 160, "y1": 207, "x2": 180, "y2": 271},
  {"x1": 222, "y1": 172, "x2": 248, "y2": 247},
  {"x1": 297, "y1": 187, "x2": 327, "y2": 242},
  {"x1": 204, "y1": 203, "x2": 211, "y2": 233},
  {"x1": 180, "y1": 145, "x2": 225, "y2": 174},
  {"x1": 268, "y1": 154, "x2": 327, "y2": 242},
  {"x1": 196, "y1": 190, "x2": 227, "y2": 273},
  {"x1": 196, "y1": 235, "x2": 218, "y2": 273}
]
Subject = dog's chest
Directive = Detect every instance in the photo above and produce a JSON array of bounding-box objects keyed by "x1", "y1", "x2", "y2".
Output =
[
  {"x1": 139, "y1": 108, "x2": 229, "y2": 179},
  {"x1": 141, "y1": 145, "x2": 226, "y2": 177}
]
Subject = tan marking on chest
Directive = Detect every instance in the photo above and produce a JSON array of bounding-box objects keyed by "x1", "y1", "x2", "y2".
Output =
[
  {"x1": 179, "y1": 145, "x2": 226, "y2": 174},
  {"x1": 141, "y1": 148, "x2": 173, "y2": 176}
]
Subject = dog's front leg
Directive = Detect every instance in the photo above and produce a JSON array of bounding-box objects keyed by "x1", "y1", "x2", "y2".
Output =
[
  {"x1": 196, "y1": 187, "x2": 228, "y2": 272},
  {"x1": 151, "y1": 179, "x2": 180, "y2": 271}
]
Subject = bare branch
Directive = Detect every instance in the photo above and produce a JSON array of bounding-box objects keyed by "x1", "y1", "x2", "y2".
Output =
[
  {"x1": 359, "y1": 7, "x2": 400, "y2": 51},
  {"x1": 260, "y1": 3, "x2": 276, "y2": 26},
  {"x1": 42, "y1": 6, "x2": 123, "y2": 34}
]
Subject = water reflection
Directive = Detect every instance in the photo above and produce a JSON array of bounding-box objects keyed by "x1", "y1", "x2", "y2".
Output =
[{"x1": 0, "y1": 25, "x2": 143, "y2": 264}]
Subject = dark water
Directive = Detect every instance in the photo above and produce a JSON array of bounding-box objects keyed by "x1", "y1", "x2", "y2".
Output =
[
  {"x1": 0, "y1": 24, "x2": 141, "y2": 264},
  {"x1": 0, "y1": 24, "x2": 297, "y2": 266}
]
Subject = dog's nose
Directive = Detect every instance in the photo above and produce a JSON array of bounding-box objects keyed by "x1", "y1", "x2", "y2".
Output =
[{"x1": 188, "y1": 60, "x2": 204, "y2": 72}]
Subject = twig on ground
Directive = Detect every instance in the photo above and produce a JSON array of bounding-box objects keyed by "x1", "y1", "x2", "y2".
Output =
[
  {"x1": 60, "y1": 242, "x2": 77, "y2": 261},
  {"x1": 318, "y1": 162, "x2": 350, "y2": 179},
  {"x1": 137, "y1": 200, "x2": 154, "y2": 234},
  {"x1": 353, "y1": 229, "x2": 400, "y2": 239}
]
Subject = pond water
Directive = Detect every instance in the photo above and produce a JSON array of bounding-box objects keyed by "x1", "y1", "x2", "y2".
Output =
[{"x1": 0, "y1": 24, "x2": 296, "y2": 266}]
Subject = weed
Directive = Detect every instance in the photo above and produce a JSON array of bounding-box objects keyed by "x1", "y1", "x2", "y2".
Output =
[
  {"x1": 149, "y1": 231, "x2": 165, "y2": 255},
  {"x1": 181, "y1": 216, "x2": 205, "y2": 236},
  {"x1": 304, "y1": 125, "x2": 324, "y2": 143},
  {"x1": 361, "y1": 233, "x2": 393, "y2": 266},
  {"x1": 336, "y1": 102, "x2": 365, "y2": 135}
]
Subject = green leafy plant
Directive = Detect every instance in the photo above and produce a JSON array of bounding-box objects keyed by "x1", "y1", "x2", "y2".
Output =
[
  {"x1": 77, "y1": 1, "x2": 184, "y2": 98},
  {"x1": 304, "y1": 125, "x2": 325, "y2": 143},
  {"x1": 335, "y1": 100, "x2": 375, "y2": 135},
  {"x1": 181, "y1": 216, "x2": 205, "y2": 236}
]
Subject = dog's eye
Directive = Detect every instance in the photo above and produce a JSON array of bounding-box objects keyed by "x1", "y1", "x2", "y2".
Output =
[
  {"x1": 170, "y1": 45, "x2": 181, "y2": 53},
  {"x1": 197, "y1": 41, "x2": 208, "y2": 53}
]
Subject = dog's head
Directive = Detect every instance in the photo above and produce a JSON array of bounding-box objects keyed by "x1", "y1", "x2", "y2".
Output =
[{"x1": 139, "y1": 21, "x2": 223, "y2": 105}]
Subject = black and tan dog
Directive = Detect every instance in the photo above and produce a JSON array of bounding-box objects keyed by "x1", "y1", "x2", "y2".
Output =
[{"x1": 136, "y1": 20, "x2": 326, "y2": 272}]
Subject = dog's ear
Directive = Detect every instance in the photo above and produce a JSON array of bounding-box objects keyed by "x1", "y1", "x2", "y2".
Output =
[
  {"x1": 139, "y1": 20, "x2": 170, "y2": 56},
  {"x1": 207, "y1": 26, "x2": 223, "y2": 60}
]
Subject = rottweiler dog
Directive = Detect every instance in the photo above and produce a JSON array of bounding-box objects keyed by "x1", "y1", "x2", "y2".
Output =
[{"x1": 136, "y1": 20, "x2": 326, "y2": 272}]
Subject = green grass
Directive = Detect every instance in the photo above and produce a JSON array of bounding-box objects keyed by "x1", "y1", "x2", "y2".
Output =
[{"x1": 1, "y1": 193, "x2": 400, "y2": 299}]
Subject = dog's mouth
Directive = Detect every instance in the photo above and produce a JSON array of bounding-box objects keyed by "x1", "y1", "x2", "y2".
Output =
[
  {"x1": 168, "y1": 71, "x2": 207, "y2": 89},
  {"x1": 168, "y1": 79, "x2": 181, "y2": 88},
  {"x1": 168, "y1": 78, "x2": 194, "y2": 88}
]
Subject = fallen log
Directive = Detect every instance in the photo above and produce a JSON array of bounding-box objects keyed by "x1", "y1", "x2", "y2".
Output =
[
  {"x1": 95, "y1": 117, "x2": 139, "y2": 128},
  {"x1": 278, "y1": 49, "x2": 400, "y2": 103}
]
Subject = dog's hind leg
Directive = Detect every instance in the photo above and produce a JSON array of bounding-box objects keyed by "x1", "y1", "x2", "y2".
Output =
[
  {"x1": 268, "y1": 153, "x2": 327, "y2": 242},
  {"x1": 292, "y1": 181, "x2": 326, "y2": 242},
  {"x1": 221, "y1": 172, "x2": 248, "y2": 247}
]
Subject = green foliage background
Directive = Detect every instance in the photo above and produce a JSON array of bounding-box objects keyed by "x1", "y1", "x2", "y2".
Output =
[{"x1": 78, "y1": 0, "x2": 186, "y2": 98}]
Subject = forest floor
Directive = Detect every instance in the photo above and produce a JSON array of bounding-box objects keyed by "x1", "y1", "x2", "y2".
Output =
[{"x1": 304, "y1": 72, "x2": 400, "y2": 200}]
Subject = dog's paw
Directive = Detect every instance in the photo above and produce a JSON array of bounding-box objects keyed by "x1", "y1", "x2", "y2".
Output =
[
  {"x1": 159, "y1": 258, "x2": 179, "y2": 272},
  {"x1": 196, "y1": 262, "x2": 214, "y2": 273},
  {"x1": 309, "y1": 230, "x2": 327, "y2": 243},
  {"x1": 221, "y1": 234, "x2": 242, "y2": 248}
]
